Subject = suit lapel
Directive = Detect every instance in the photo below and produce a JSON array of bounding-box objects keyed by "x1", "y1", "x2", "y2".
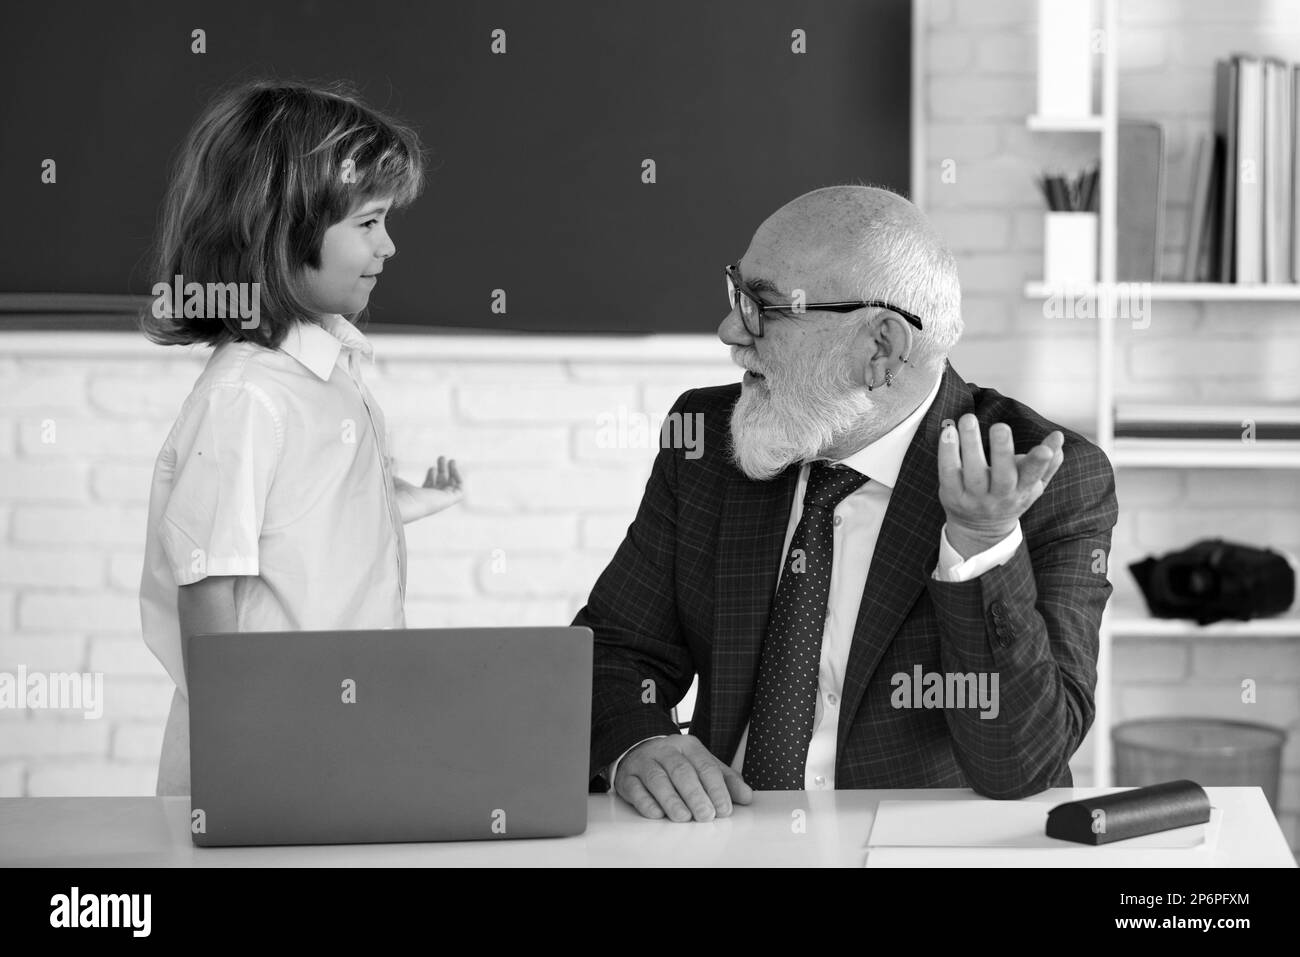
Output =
[
  {"x1": 710, "y1": 462, "x2": 799, "y2": 760},
  {"x1": 835, "y1": 364, "x2": 974, "y2": 756}
]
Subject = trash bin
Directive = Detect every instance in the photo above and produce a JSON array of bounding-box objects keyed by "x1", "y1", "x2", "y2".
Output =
[{"x1": 1113, "y1": 718, "x2": 1287, "y2": 813}]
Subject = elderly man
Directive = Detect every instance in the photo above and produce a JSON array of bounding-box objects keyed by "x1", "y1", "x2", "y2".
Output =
[{"x1": 573, "y1": 185, "x2": 1117, "y2": 822}]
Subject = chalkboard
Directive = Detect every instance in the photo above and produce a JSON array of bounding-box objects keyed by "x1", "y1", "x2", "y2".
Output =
[{"x1": 1, "y1": 0, "x2": 912, "y2": 334}]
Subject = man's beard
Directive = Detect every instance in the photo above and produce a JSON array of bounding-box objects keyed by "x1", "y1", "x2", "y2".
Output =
[{"x1": 728, "y1": 334, "x2": 888, "y2": 481}]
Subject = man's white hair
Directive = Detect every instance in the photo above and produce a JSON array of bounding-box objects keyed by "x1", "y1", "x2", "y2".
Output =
[
  {"x1": 781, "y1": 185, "x2": 963, "y2": 372},
  {"x1": 840, "y1": 190, "x2": 963, "y2": 372}
]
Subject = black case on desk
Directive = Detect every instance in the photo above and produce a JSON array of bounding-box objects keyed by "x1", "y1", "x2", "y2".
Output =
[{"x1": 1045, "y1": 780, "x2": 1211, "y2": 845}]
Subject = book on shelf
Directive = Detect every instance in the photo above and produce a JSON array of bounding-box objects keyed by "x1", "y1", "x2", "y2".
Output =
[
  {"x1": 1236, "y1": 56, "x2": 1264, "y2": 284},
  {"x1": 1117, "y1": 120, "x2": 1165, "y2": 281},
  {"x1": 1263, "y1": 58, "x2": 1292, "y2": 283},
  {"x1": 1182, "y1": 133, "x2": 1215, "y2": 281},
  {"x1": 1293, "y1": 65, "x2": 1300, "y2": 282},
  {"x1": 1213, "y1": 58, "x2": 1239, "y2": 282},
  {"x1": 1114, "y1": 402, "x2": 1300, "y2": 440},
  {"x1": 1196, "y1": 55, "x2": 1300, "y2": 285}
]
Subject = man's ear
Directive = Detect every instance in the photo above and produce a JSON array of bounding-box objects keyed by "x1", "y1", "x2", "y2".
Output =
[{"x1": 858, "y1": 313, "x2": 914, "y2": 388}]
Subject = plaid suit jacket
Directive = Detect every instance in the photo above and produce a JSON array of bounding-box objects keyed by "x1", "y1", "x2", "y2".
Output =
[{"x1": 574, "y1": 362, "x2": 1118, "y2": 798}]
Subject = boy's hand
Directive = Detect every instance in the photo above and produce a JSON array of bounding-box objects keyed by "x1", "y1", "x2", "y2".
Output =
[{"x1": 394, "y1": 455, "x2": 464, "y2": 522}]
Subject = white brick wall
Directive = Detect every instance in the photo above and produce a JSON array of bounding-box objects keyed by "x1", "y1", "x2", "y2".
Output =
[
  {"x1": 0, "y1": 335, "x2": 737, "y2": 799},
  {"x1": 0, "y1": 0, "x2": 1295, "y2": 859}
]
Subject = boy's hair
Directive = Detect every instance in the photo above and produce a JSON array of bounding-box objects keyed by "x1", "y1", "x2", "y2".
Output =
[{"x1": 140, "y1": 80, "x2": 425, "y2": 349}]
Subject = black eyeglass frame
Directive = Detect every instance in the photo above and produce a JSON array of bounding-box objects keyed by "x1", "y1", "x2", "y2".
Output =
[{"x1": 725, "y1": 263, "x2": 924, "y2": 338}]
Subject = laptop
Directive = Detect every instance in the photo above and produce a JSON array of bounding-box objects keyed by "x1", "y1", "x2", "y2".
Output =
[{"x1": 185, "y1": 626, "x2": 593, "y2": 847}]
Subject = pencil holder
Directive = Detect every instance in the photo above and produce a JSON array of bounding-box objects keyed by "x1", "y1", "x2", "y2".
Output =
[{"x1": 1044, "y1": 212, "x2": 1097, "y2": 283}]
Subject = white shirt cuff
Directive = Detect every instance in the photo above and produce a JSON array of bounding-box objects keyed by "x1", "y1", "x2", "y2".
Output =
[
  {"x1": 933, "y1": 522, "x2": 1023, "y2": 583},
  {"x1": 607, "y1": 734, "x2": 670, "y2": 790}
]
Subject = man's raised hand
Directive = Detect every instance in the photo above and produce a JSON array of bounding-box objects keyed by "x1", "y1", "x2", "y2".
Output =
[{"x1": 937, "y1": 414, "x2": 1065, "y2": 558}]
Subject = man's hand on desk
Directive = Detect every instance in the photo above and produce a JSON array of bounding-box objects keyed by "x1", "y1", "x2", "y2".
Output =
[{"x1": 615, "y1": 735, "x2": 753, "y2": 822}]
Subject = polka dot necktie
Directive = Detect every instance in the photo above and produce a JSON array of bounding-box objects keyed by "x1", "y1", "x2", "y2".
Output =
[{"x1": 743, "y1": 461, "x2": 869, "y2": 790}]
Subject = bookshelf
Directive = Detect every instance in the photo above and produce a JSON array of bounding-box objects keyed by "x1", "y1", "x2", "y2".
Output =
[
  {"x1": 1025, "y1": 0, "x2": 1300, "y2": 786},
  {"x1": 1108, "y1": 598, "x2": 1300, "y2": 639},
  {"x1": 1026, "y1": 114, "x2": 1105, "y2": 132},
  {"x1": 1110, "y1": 439, "x2": 1300, "y2": 470},
  {"x1": 1025, "y1": 281, "x2": 1300, "y2": 301}
]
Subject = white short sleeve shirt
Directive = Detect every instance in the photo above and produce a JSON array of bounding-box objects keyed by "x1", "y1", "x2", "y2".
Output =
[{"x1": 139, "y1": 314, "x2": 407, "y2": 702}]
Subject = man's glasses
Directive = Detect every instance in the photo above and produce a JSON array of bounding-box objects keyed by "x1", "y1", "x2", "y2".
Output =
[{"x1": 725, "y1": 263, "x2": 924, "y2": 339}]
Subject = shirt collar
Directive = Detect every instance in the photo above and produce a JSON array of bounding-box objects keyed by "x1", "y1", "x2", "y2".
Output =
[
  {"x1": 279, "y1": 315, "x2": 375, "y2": 381},
  {"x1": 821, "y1": 372, "x2": 943, "y2": 490}
]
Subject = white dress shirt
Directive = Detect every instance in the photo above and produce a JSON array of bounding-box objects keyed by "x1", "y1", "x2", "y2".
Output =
[
  {"x1": 610, "y1": 372, "x2": 1022, "y2": 789},
  {"x1": 140, "y1": 314, "x2": 406, "y2": 794}
]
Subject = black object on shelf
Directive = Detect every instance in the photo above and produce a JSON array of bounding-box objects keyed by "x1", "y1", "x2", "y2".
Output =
[{"x1": 1128, "y1": 538, "x2": 1296, "y2": 624}]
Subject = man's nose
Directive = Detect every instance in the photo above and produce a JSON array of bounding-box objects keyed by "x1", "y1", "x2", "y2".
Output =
[{"x1": 718, "y1": 307, "x2": 754, "y2": 347}]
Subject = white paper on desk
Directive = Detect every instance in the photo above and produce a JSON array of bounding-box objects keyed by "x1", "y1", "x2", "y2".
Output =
[
  {"x1": 864, "y1": 845, "x2": 1216, "y2": 868},
  {"x1": 867, "y1": 801, "x2": 1222, "y2": 850}
]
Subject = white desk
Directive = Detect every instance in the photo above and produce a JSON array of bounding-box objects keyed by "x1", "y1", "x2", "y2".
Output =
[{"x1": 0, "y1": 787, "x2": 1293, "y2": 867}]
